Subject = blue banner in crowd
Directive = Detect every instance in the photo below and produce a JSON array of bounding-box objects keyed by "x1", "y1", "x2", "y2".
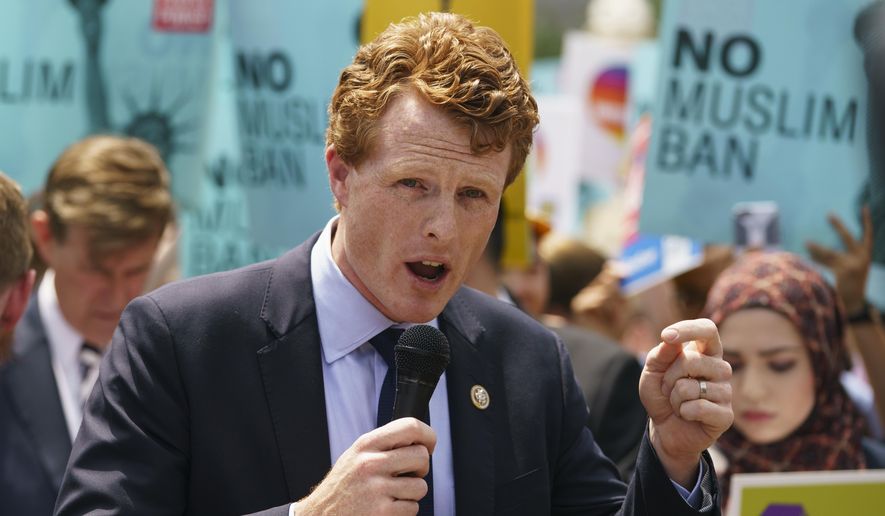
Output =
[
  {"x1": 228, "y1": 1, "x2": 363, "y2": 248},
  {"x1": 641, "y1": 0, "x2": 872, "y2": 254},
  {"x1": 0, "y1": 0, "x2": 216, "y2": 205}
]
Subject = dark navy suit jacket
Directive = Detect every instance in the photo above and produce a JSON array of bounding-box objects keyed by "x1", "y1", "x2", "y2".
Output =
[
  {"x1": 54, "y1": 234, "x2": 719, "y2": 515},
  {"x1": 0, "y1": 298, "x2": 72, "y2": 516}
]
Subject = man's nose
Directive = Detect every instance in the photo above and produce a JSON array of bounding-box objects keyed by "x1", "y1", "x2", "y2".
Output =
[
  {"x1": 424, "y1": 198, "x2": 457, "y2": 243},
  {"x1": 101, "y1": 276, "x2": 136, "y2": 311}
]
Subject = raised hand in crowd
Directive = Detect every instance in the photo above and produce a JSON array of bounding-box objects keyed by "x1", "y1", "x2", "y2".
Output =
[
  {"x1": 807, "y1": 207, "x2": 885, "y2": 433},
  {"x1": 806, "y1": 207, "x2": 874, "y2": 314}
]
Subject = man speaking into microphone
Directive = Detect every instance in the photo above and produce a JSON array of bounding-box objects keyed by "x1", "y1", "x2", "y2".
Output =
[{"x1": 56, "y1": 13, "x2": 732, "y2": 515}]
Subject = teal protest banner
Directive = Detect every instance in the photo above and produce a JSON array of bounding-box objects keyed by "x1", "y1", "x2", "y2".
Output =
[
  {"x1": 179, "y1": 0, "x2": 287, "y2": 277},
  {"x1": 641, "y1": 0, "x2": 885, "y2": 306},
  {"x1": 0, "y1": 0, "x2": 216, "y2": 205},
  {"x1": 228, "y1": 0, "x2": 363, "y2": 248},
  {"x1": 641, "y1": 0, "x2": 872, "y2": 252}
]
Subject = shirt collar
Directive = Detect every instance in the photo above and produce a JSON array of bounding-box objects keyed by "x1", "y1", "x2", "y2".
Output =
[
  {"x1": 38, "y1": 269, "x2": 87, "y2": 366},
  {"x1": 310, "y1": 216, "x2": 438, "y2": 364}
]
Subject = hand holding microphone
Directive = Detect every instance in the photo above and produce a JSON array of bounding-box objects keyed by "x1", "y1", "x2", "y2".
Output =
[{"x1": 298, "y1": 326, "x2": 449, "y2": 515}]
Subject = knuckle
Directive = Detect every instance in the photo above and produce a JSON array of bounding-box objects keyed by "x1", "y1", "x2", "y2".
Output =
[
  {"x1": 669, "y1": 390, "x2": 680, "y2": 409},
  {"x1": 356, "y1": 453, "x2": 382, "y2": 477},
  {"x1": 353, "y1": 432, "x2": 374, "y2": 451},
  {"x1": 718, "y1": 360, "x2": 732, "y2": 379},
  {"x1": 679, "y1": 402, "x2": 696, "y2": 420},
  {"x1": 405, "y1": 418, "x2": 423, "y2": 433},
  {"x1": 676, "y1": 379, "x2": 693, "y2": 399},
  {"x1": 722, "y1": 383, "x2": 733, "y2": 402}
]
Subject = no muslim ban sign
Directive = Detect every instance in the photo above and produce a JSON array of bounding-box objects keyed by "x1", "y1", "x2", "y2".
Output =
[{"x1": 640, "y1": 0, "x2": 873, "y2": 256}]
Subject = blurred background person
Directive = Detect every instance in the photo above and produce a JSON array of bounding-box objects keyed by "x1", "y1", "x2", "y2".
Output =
[
  {"x1": 538, "y1": 233, "x2": 646, "y2": 478},
  {"x1": 551, "y1": 239, "x2": 629, "y2": 343},
  {"x1": 855, "y1": 0, "x2": 885, "y2": 267},
  {"x1": 0, "y1": 171, "x2": 39, "y2": 515},
  {"x1": 673, "y1": 245, "x2": 735, "y2": 321},
  {"x1": 0, "y1": 172, "x2": 35, "y2": 364},
  {"x1": 0, "y1": 135, "x2": 173, "y2": 516},
  {"x1": 808, "y1": 208, "x2": 885, "y2": 439},
  {"x1": 703, "y1": 252, "x2": 885, "y2": 508}
]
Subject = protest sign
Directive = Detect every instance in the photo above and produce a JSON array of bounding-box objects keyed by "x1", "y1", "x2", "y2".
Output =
[
  {"x1": 180, "y1": 1, "x2": 287, "y2": 277},
  {"x1": 559, "y1": 32, "x2": 638, "y2": 186},
  {"x1": 228, "y1": 0, "x2": 362, "y2": 248},
  {"x1": 0, "y1": 0, "x2": 215, "y2": 205},
  {"x1": 642, "y1": 0, "x2": 871, "y2": 252},
  {"x1": 527, "y1": 95, "x2": 584, "y2": 236},
  {"x1": 619, "y1": 116, "x2": 703, "y2": 293},
  {"x1": 641, "y1": 0, "x2": 884, "y2": 306},
  {"x1": 727, "y1": 470, "x2": 885, "y2": 516}
]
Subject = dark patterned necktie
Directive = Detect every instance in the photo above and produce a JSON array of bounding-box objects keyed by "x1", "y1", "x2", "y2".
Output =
[
  {"x1": 78, "y1": 341, "x2": 102, "y2": 407},
  {"x1": 370, "y1": 328, "x2": 434, "y2": 515}
]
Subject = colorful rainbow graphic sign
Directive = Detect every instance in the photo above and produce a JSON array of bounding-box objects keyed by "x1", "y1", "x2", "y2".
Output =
[{"x1": 588, "y1": 66, "x2": 628, "y2": 141}]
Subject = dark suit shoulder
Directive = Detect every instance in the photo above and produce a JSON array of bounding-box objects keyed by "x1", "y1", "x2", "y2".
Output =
[
  {"x1": 553, "y1": 325, "x2": 624, "y2": 363},
  {"x1": 447, "y1": 286, "x2": 559, "y2": 350},
  {"x1": 11, "y1": 296, "x2": 48, "y2": 357},
  {"x1": 127, "y1": 260, "x2": 278, "y2": 360},
  {"x1": 147, "y1": 259, "x2": 275, "y2": 313}
]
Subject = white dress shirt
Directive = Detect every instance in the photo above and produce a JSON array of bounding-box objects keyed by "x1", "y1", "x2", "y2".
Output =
[
  {"x1": 290, "y1": 217, "x2": 454, "y2": 515},
  {"x1": 38, "y1": 269, "x2": 91, "y2": 441}
]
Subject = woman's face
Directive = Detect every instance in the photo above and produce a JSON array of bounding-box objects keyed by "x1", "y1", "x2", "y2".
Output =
[{"x1": 721, "y1": 308, "x2": 816, "y2": 444}]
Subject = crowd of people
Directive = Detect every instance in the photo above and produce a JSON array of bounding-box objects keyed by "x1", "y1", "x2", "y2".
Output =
[{"x1": 0, "y1": 8, "x2": 883, "y2": 516}]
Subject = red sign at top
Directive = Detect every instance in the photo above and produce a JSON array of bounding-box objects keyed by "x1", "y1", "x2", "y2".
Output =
[{"x1": 153, "y1": 0, "x2": 214, "y2": 33}]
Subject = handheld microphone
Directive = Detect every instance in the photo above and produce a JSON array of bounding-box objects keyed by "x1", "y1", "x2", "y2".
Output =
[{"x1": 392, "y1": 325, "x2": 450, "y2": 423}]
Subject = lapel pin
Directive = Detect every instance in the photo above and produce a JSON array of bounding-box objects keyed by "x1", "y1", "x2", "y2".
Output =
[{"x1": 470, "y1": 385, "x2": 490, "y2": 410}]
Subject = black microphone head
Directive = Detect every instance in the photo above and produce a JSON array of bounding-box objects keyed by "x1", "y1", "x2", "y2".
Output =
[{"x1": 394, "y1": 325, "x2": 450, "y2": 383}]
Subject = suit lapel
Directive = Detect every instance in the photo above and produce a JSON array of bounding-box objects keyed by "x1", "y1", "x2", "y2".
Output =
[
  {"x1": 256, "y1": 234, "x2": 332, "y2": 501},
  {"x1": 6, "y1": 301, "x2": 72, "y2": 491},
  {"x1": 257, "y1": 318, "x2": 330, "y2": 502},
  {"x1": 440, "y1": 291, "x2": 495, "y2": 515}
]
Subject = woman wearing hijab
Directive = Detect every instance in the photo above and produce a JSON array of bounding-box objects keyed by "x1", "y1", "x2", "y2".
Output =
[{"x1": 702, "y1": 252, "x2": 885, "y2": 506}]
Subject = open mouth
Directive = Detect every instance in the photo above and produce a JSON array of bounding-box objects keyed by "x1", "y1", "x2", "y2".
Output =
[{"x1": 406, "y1": 260, "x2": 448, "y2": 282}]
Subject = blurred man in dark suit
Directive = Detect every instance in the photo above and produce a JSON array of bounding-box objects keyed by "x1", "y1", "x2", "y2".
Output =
[
  {"x1": 0, "y1": 136, "x2": 172, "y2": 516},
  {"x1": 539, "y1": 235, "x2": 646, "y2": 479}
]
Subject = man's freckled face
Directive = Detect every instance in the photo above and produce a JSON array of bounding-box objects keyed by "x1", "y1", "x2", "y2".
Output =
[{"x1": 331, "y1": 90, "x2": 512, "y2": 323}]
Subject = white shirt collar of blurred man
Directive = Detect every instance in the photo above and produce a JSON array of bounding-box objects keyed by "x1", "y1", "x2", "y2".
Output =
[{"x1": 38, "y1": 269, "x2": 90, "y2": 441}]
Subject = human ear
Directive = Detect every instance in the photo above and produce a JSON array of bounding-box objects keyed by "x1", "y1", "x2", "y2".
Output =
[
  {"x1": 0, "y1": 270, "x2": 34, "y2": 331},
  {"x1": 30, "y1": 210, "x2": 54, "y2": 265},
  {"x1": 326, "y1": 145, "x2": 352, "y2": 209}
]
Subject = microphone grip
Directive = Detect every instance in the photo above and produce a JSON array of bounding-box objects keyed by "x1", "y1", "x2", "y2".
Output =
[{"x1": 392, "y1": 377, "x2": 437, "y2": 424}]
